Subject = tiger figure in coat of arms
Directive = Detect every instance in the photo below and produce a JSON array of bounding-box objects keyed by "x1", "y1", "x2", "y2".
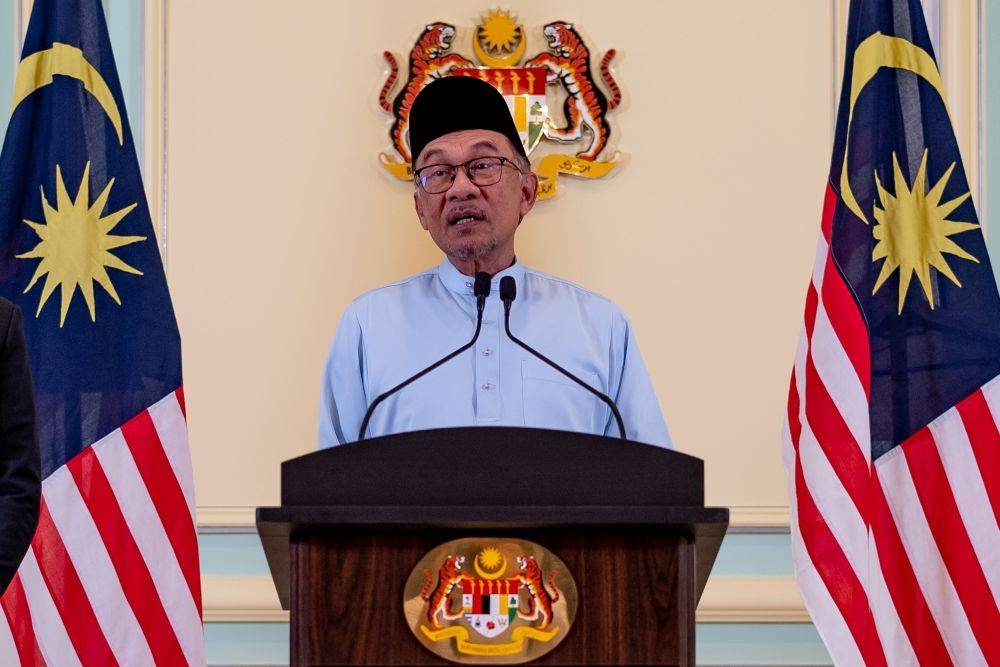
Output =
[
  {"x1": 379, "y1": 23, "x2": 475, "y2": 163},
  {"x1": 525, "y1": 21, "x2": 622, "y2": 161},
  {"x1": 515, "y1": 555, "x2": 561, "y2": 630},
  {"x1": 420, "y1": 554, "x2": 470, "y2": 630}
]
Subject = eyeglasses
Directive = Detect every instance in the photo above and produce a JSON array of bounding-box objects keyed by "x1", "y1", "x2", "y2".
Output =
[{"x1": 414, "y1": 156, "x2": 523, "y2": 194}]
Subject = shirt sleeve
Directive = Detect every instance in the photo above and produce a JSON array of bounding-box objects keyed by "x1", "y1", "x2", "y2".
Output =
[
  {"x1": 318, "y1": 301, "x2": 367, "y2": 448},
  {"x1": 607, "y1": 309, "x2": 674, "y2": 449}
]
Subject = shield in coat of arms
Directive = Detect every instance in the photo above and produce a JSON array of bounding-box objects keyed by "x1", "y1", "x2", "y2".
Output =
[{"x1": 403, "y1": 539, "x2": 578, "y2": 663}]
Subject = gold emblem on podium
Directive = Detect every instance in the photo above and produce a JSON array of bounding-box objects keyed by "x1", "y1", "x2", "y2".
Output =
[{"x1": 403, "y1": 538, "x2": 577, "y2": 663}]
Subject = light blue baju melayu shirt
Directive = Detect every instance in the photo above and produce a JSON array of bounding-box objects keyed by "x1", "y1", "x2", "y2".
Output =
[{"x1": 318, "y1": 259, "x2": 672, "y2": 449}]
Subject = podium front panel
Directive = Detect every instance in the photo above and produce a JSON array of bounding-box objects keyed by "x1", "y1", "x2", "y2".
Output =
[{"x1": 290, "y1": 528, "x2": 695, "y2": 666}]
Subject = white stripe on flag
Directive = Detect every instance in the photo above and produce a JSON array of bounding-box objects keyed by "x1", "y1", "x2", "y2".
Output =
[
  {"x1": 797, "y1": 414, "x2": 868, "y2": 585},
  {"x1": 876, "y1": 447, "x2": 984, "y2": 665},
  {"x1": 781, "y1": 392, "x2": 799, "y2": 486},
  {"x1": 810, "y1": 235, "x2": 829, "y2": 290},
  {"x1": 0, "y1": 606, "x2": 20, "y2": 666},
  {"x1": 793, "y1": 316, "x2": 808, "y2": 387},
  {"x1": 793, "y1": 250, "x2": 870, "y2": 591},
  {"x1": 980, "y1": 376, "x2": 1000, "y2": 418},
  {"x1": 928, "y1": 407, "x2": 1000, "y2": 608},
  {"x1": 784, "y1": 365, "x2": 865, "y2": 666},
  {"x1": 94, "y1": 430, "x2": 205, "y2": 666},
  {"x1": 809, "y1": 299, "x2": 870, "y2": 459},
  {"x1": 43, "y1": 466, "x2": 155, "y2": 666},
  {"x1": 18, "y1": 548, "x2": 82, "y2": 667},
  {"x1": 784, "y1": 451, "x2": 866, "y2": 667},
  {"x1": 148, "y1": 392, "x2": 197, "y2": 525},
  {"x1": 866, "y1": 530, "x2": 919, "y2": 666}
]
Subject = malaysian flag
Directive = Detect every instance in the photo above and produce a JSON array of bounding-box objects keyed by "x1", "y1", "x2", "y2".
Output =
[
  {"x1": 0, "y1": 1, "x2": 204, "y2": 664},
  {"x1": 783, "y1": 0, "x2": 1000, "y2": 664}
]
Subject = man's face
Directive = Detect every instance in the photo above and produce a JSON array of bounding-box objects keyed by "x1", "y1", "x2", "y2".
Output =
[{"x1": 413, "y1": 129, "x2": 537, "y2": 267}]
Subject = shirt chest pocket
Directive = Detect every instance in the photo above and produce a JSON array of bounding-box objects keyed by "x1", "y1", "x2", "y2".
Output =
[{"x1": 521, "y1": 359, "x2": 604, "y2": 434}]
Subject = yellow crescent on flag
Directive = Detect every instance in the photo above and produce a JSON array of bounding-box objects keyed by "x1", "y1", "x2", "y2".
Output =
[
  {"x1": 839, "y1": 32, "x2": 947, "y2": 224},
  {"x1": 11, "y1": 42, "x2": 124, "y2": 145}
]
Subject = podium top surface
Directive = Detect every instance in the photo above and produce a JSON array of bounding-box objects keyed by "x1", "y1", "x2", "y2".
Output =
[{"x1": 279, "y1": 426, "x2": 708, "y2": 508}]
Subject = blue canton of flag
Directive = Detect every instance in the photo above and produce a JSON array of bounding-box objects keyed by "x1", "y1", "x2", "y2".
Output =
[
  {"x1": 784, "y1": 0, "x2": 1000, "y2": 664},
  {"x1": 0, "y1": 1, "x2": 204, "y2": 664}
]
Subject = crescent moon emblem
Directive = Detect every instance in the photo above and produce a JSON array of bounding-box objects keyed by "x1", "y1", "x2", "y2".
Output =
[
  {"x1": 473, "y1": 553, "x2": 507, "y2": 580},
  {"x1": 473, "y1": 30, "x2": 527, "y2": 68},
  {"x1": 11, "y1": 42, "x2": 124, "y2": 145},
  {"x1": 839, "y1": 32, "x2": 946, "y2": 224}
]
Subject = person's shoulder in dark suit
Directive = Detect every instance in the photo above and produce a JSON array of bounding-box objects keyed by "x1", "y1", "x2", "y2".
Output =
[{"x1": 0, "y1": 297, "x2": 40, "y2": 594}]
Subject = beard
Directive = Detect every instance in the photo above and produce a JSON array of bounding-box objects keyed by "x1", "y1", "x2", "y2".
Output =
[{"x1": 448, "y1": 234, "x2": 499, "y2": 261}]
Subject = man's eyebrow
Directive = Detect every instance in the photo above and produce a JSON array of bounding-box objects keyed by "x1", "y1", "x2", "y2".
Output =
[{"x1": 416, "y1": 148, "x2": 445, "y2": 167}]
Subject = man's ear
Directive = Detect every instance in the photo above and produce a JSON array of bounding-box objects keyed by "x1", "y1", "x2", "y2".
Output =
[
  {"x1": 414, "y1": 191, "x2": 430, "y2": 231},
  {"x1": 519, "y1": 171, "x2": 539, "y2": 217}
]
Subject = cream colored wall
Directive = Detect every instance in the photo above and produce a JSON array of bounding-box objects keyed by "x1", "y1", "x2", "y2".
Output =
[{"x1": 167, "y1": 0, "x2": 834, "y2": 520}]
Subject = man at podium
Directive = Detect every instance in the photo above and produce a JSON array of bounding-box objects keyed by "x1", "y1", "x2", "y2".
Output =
[{"x1": 318, "y1": 76, "x2": 671, "y2": 449}]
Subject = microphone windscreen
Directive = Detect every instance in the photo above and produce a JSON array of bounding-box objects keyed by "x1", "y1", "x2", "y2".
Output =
[
  {"x1": 499, "y1": 276, "x2": 516, "y2": 302},
  {"x1": 474, "y1": 272, "x2": 492, "y2": 298}
]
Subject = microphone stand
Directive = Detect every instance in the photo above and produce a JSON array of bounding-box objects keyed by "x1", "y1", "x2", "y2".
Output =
[
  {"x1": 357, "y1": 273, "x2": 490, "y2": 441},
  {"x1": 499, "y1": 277, "x2": 627, "y2": 440}
]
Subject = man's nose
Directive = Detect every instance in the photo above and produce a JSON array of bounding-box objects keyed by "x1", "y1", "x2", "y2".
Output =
[{"x1": 446, "y1": 167, "x2": 480, "y2": 199}]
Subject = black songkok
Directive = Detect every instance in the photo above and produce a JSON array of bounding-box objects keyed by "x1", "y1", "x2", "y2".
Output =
[{"x1": 408, "y1": 75, "x2": 527, "y2": 165}]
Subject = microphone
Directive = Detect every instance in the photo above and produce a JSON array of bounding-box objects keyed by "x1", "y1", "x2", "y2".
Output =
[
  {"x1": 357, "y1": 272, "x2": 492, "y2": 441},
  {"x1": 499, "y1": 276, "x2": 627, "y2": 440}
]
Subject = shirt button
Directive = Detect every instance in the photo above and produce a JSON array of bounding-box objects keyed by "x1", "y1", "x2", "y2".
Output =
[
  {"x1": 482, "y1": 382, "x2": 494, "y2": 391},
  {"x1": 482, "y1": 348, "x2": 493, "y2": 357}
]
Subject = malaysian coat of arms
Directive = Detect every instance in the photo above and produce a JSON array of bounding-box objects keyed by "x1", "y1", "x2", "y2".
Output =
[
  {"x1": 378, "y1": 10, "x2": 621, "y2": 200},
  {"x1": 403, "y1": 538, "x2": 578, "y2": 663}
]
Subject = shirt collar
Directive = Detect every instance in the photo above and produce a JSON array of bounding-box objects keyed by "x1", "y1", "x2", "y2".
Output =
[{"x1": 436, "y1": 257, "x2": 527, "y2": 297}]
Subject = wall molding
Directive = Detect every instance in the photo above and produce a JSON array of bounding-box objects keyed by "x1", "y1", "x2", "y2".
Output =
[
  {"x1": 699, "y1": 576, "x2": 808, "y2": 623},
  {"x1": 202, "y1": 575, "x2": 288, "y2": 623},
  {"x1": 141, "y1": 0, "x2": 168, "y2": 261},
  {"x1": 727, "y1": 506, "x2": 790, "y2": 530},
  {"x1": 201, "y1": 574, "x2": 808, "y2": 624},
  {"x1": 198, "y1": 505, "x2": 258, "y2": 530},
  {"x1": 939, "y1": 0, "x2": 982, "y2": 203}
]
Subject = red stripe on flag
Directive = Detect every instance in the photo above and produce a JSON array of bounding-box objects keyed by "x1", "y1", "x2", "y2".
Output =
[
  {"x1": 120, "y1": 410, "x2": 202, "y2": 614},
  {"x1": 803, "y1": 284, "x2": 819, "y2": 339},
  {"x1": 820, "y1": 252, "x2": 870, "y2": 398},
  {"x1": 955, "y1": 391, "x2": 1000, "y2": 525},
  {"x1": 870, "y1": 472, "x2": 952, "y2": 665},
  {"x1": 787, "y1": 372, "x2": 887, "y2": 666},
  {"x1": 794, "y1": 457, "x2": 886, "y2": 666},
  {"x1": 0, "y1": 575, "x2": 44, "y2": 667},
  {"x1": 32, "y1": 499, "x2": 117, "y2": 665},
  {"x1": 787, "y1": 372, "x2": 801, "y2": 443},
  {"x1": 820, "y1": 182, "x2": 837, "y2": 241},
  {"x1": 68, "y1": 447, "x2": 188, "y2": 665},
  {"x1": 903, "y1": 428, "x2": 1000, "y2": 663},
  {"x1": 803, "y1": 354, "x2": 870, "y2": 518},
  {"x1": 175, "y1": 386, "x2": 186, "y2": 418}
]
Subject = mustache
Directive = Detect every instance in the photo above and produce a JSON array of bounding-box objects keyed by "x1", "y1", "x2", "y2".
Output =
[{"x1": 446, "y1": 207, "x2": 487, "y2": 225}]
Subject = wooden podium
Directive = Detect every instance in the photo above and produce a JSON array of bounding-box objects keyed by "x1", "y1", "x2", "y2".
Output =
[{"x1": 257, "y1": 427, "x2": 728, "y2": 665}]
